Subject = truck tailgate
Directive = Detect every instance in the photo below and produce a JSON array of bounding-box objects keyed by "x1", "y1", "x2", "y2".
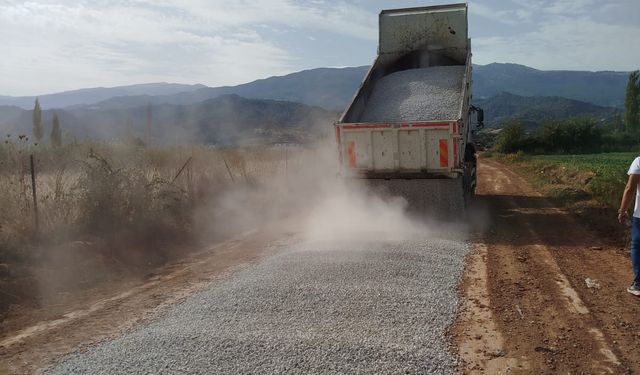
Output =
[{"x1": 335, "y1": 121, "x2": 462, "y2": 178}]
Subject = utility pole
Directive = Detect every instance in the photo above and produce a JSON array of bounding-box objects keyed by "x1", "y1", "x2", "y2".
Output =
[{"x1": 30, "y1": 154, "x2": 39, "y2": 236}]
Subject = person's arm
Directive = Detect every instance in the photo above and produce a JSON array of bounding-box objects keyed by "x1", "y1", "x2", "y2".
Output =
[{"x1": 618, "y1": 174, "x2": 640, "y2": 224}]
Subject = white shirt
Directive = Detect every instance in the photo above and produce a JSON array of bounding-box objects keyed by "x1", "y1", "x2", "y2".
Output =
[{"x1": 628, "y1": 157, "x2": 640, "y2": 218}]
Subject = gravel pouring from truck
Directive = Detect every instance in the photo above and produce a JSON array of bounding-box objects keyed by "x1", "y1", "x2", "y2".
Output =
[{"x1": 335, "y1": 3, "x2": 483, "y2": 216}]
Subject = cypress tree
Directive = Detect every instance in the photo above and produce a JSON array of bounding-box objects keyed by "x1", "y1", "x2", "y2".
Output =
[
  {"x1": 624, "y1": 70, "x2": 640, "y2": 132},
  {"x1": 51, "y1": 112, "x2": 62, "y2": 147},
  {"x1": 32, "y1": 98, "x2": 43, "y2": 142}
]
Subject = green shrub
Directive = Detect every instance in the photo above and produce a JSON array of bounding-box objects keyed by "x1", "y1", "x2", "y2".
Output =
[
  {"x1": 535, "y1": 118, "x2": 602, "y2": 154},
  {"x1": 494, "y1": 120, "x2": 524, "y2": 153},
  {"x1": 601, "y1": 131, "x2": 640, "y2": 153}
]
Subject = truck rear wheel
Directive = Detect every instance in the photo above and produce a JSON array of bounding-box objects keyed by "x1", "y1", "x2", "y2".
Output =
[{"x1": 463, "y1": 146, "x2": 477, "y2": 207}]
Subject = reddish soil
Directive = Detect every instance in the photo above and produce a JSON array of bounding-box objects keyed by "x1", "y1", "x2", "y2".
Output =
[
  {"x1": 454, "y1": 157, "x2": 640, "y2": 374},
  {"x1": 4, "y1": 156, "x2": 640, "y2": 374},
  {"x1": 0, "y1": 230, "x2": 288, "y2": 374}
]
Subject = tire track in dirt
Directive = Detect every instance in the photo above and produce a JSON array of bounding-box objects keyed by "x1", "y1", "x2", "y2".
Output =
[
  {"x1": 454, "y1": 158, "x2": 637, "y2": 374},
  {"x1": 493, "y1": 159, "x2": 639, "y2": 371},
  {"x1": 453, "y1": 242, "x2": 525, "y2": 373}
]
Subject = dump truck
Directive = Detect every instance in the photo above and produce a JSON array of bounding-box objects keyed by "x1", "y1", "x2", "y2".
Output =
[{"x1": 335, "y1": 3, "x2": 483, "y2": 217}]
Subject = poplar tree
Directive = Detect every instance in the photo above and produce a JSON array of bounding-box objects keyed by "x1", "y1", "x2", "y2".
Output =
[
  {"x1": 624, "y1": 70, "x2": 640, "y2": 132},
  {"x1": 32, "y1": 98, "x2": 43, "y2": 142},
  {"x1": 51, "y1": 112, "x2": 62, "y2": 147}
]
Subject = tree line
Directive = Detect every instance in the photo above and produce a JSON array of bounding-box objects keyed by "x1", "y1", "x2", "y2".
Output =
[{"x1": 495, "y1": 70, "x2": 640, "y2": 154}]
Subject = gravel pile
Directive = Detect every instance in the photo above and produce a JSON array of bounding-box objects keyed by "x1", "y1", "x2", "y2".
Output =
[
  {"x1": 48, "y1": 236, "x2": 468, "y2": 374},
  {"x1": 360, "y1": 66, "x2": 465, "y2": 122}
]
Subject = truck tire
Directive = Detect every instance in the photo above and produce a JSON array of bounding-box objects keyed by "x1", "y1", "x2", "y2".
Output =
[{"x1": 463, "y1": 145, "x2": 477, "y2": 207}]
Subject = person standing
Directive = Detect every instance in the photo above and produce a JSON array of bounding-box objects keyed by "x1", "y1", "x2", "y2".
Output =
[{"x1": 618, "y1": 157, "x2": 640, "y2": 296}]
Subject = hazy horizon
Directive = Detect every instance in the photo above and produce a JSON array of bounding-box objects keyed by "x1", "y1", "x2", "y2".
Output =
[
  {"x1": 1, "y1": 0, "x2": 639, "y2": 96},
  {"x1": 0, "y1": 61, "x2": 634, "y2": 98}
]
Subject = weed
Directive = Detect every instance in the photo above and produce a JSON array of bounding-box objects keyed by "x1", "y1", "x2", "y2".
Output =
[
  {"x1": 498, "y1": 152, "x2": 635, "y2": 208},
  {"x1": 0, "y1": 139, "x2": 288, "y2": 313}
]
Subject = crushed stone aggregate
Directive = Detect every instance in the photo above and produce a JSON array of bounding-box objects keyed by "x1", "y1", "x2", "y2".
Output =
[
  {"x1": 361, "y1": 66, "x2": 465, "y2": 122},
  {"x1": 48, "y1": 236, "x2": 468, "y2": 374}
]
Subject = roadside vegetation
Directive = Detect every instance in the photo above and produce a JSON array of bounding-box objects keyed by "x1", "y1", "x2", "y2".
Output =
[
  {"x1": 493, "y1": 117, "x2": 635, "y2": 155},
  {"x1": 494, "y1": 151, "x2": 631, "y2": 208},
  {"x1": 487, "y1": 151, "x2": 633, "y2": 249},
  {"x1": 0, "y1": 135, "x2": 291, "y2": 321},
  {"x1": 484, "y1": 71, "x2": 640, "y2": 245},
  {"x1": 489, "y1": 70, "x2": 640, "y2": 206},
  {"x1": 489, "y1": 117, "x2": 635, "y2": 216}
]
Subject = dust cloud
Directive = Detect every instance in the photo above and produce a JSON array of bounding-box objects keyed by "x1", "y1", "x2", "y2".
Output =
[{"x1": 196, "y1": 137, "x2": 451, "y2": 245}]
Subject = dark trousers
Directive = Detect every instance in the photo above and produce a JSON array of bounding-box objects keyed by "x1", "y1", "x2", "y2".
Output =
[{"x1": 631, "y1": 217, "x2": 640, "y2": 283}]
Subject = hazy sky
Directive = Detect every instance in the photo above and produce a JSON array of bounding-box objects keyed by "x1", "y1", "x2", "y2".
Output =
[{"x1": 1, "y1": 0, "x2": 639, "y2": 96}]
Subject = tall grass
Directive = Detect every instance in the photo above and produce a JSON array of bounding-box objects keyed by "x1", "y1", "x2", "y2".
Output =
[{"x1": 0, "y1": 138, "x2": 295, "y2": 314}]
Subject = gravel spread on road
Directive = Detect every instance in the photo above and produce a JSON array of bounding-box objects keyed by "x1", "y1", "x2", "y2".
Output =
[
  {"x1": 360, "y1": 66, "x2": 465, "y2": 122},
  {"x1": 48, "y1": 236, "x2": 468, "y2": 374}
]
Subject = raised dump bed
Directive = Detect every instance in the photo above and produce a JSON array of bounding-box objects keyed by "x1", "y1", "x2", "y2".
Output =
[{"x1": 335, "y1": 3, "x2": 481, "y2": 216}]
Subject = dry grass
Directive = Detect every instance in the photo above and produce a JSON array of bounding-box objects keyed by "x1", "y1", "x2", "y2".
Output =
[{"x1": 0, "y1": 138, "x2": 297, "y2": 315}]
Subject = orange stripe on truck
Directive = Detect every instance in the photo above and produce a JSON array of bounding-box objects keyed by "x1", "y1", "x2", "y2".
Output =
[
  {"x1": 347, "y1": 141, "x2": 357, "y2": 168},
  {"x1": 453, "y1": 139, "x2": 458, "y2": 167},
  {"x1": 439, "y1": 139, "x2": 448, "y2": 167}
]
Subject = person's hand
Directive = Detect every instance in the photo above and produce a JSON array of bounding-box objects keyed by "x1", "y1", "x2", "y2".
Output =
[{"x1": 618, "y1": 211, "x2": 629, "y2": 225}]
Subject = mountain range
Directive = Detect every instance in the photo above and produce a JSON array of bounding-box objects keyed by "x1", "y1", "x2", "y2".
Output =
[
  {"x1": 1, "y1": 63, "x2": 629, "y2": 111},
  {"x1": 0, "y1": 83, "x2": 206, "y2": 110},
  {"x1": 0, "y1": 63, "x2": 629, "y2": 144},
  {"x1": 474, "y1": 92, "x2": 617, "y2": 127},
  {"x1": 472, "y1": 64, "x2": 628, "y2": 107}
]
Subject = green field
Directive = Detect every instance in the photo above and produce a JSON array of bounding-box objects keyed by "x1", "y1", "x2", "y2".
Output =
[
  {"x1": 502, "y1": 152, "x2": 638, "y2": 208},
  {"x1": 531, "y1": 153, "x2": 637, "y2": 173}
]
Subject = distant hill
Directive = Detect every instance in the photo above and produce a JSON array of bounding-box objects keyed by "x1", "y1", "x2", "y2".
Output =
[
  {"x1": 0, "y1": 83, "x2": 206, "y2": 110},
  {"x1": 67, "y1": 63, "x2": 628, "y2": 111},
  {"x1": 473, "y1": 63, "x2": 628, "y2": 107},
  {"x1": 0, "y1": 105, "x2": 24, "y2": 125},
  {"x1": 0, "y1": 95, "x2": 338, "y2": 145},
  {"x1": 82, "y1": 64, "x2": 631, "y2": 112},
  {"x1": 0, "y1": 63, "x2": 629, "y2": 111},
  {"x1": 91, "y1": 66, "x2": 369, "y2": 112},
  {"x1": 475, "y1": 92, "x2": 618, "y2": 127},
  {"x1": 0, "y1": 92, "x2": 615, "y2": 145}
]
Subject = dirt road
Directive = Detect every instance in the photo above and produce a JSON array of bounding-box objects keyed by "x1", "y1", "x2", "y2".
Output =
[{"x1": 455, "y1": 158, "x2": 640, "y2": 373}]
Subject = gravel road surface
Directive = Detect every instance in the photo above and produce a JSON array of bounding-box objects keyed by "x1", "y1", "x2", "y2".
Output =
[
  {"x1": 48, "y1": 235, "x2": 468, "y2": 374},
  {"x1": 361, "y1": 66, "x2": 465, "y2": 122}
]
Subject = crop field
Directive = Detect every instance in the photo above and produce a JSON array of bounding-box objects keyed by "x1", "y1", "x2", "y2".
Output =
[
  {"x1": 498, "y1": 152, "x2": 638, "y2": 208},
  {"x1": 534, "y1": 153, "x2": 634, "y2": 207},
  {"x1": 532, "y1": 152, "x2": 636, "y2": 174}
]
